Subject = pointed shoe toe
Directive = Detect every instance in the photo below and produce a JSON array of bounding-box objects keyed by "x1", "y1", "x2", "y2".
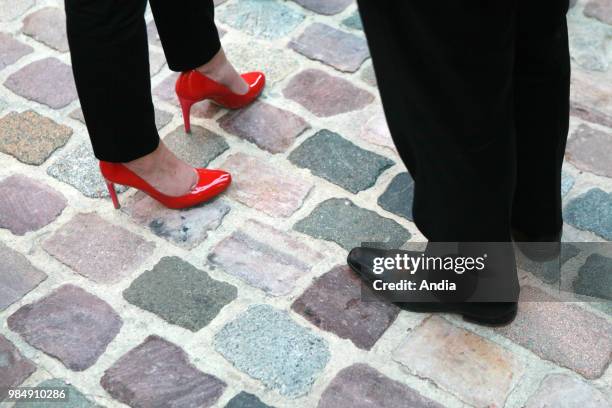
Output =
[
  {"x1": 347, "y1": 247, "x2": 387, "y2": 282},
  {"x1": 191, "y1": 168, "x2": 232, "y2": 200}
]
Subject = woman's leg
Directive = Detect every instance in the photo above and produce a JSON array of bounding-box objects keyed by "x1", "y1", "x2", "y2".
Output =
[
  {"x1": 65, "y1": 0, "x2": 225, "y2": 196},
  {"x1": 65, "y1": 0, "x2": 159, "y2": 163},
  {"x1": 148, "y1": 0, "x2": 247, "y2": 94}
]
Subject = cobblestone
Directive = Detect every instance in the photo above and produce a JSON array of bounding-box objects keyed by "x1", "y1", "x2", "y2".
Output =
[
  {"x1": 284, "y1": 69, "x2": 375, "y2": 117},
  {"x1": 289, "y1": 129, "x2": 394, "y2": 193},
  {"x1": 0, "y1": 0, "x2": 34, "y2": 22},
  {"x1": 214, "y1": 304, "x2": 330, "y2": 397},
  {"x1": 359, "y1": 111, "x2": 394, "y2": 149},
  {"x1": 394, "y1": 316, "x2": 524, "y2": 407},
  {"x1": 0, "y1": 110, "x2": 72, "y2": 165},
  {"x1": 43, "y1": 213, "x2": 155, "y2": 283},
  {"x1": 573, "y1": 253, "x2": 612, "y2": 300},
  {"x1": 101, "y1": 335, "x2": 226, "y2": 407},
  {"x1": 0, "y1": 174, "x2": 66, "y2": 235},
  {"x1": 0, "y1": 335, "x2": 36, "y2": 400},
  {"x1": 377, "y1": 172, "x2": 414, "y2": 220},
  {"x1": 318, "y1": 364, "x2": 445, "y2": 408},
  {"x1": 496, "y1": 286, "x2": 612, "y2": 379},
  {"x1": 342, "y1": 11, "x2": 364, "y2": 31},
  {"x1": 0, "y1": 242, "x2": 46, "y2": 311},
  {"x1": 221, "y1": 153, "x2": 313, "y2": 217},
  {"x1": 149, "y1": 50, "x2": 166, "y2": 75},
  {"x1": 292, "y1": 265, "x2": 399, "y2": 349},
  {"x1": 219, "y1": 101, "x2": 309, "y2": 154},
  {"x1": 21, "y1": 7, "x2": 68, "y2": 52},
  {"x1": 124, "y1": 256, "x2": 237, "y2": 331},
  {"x1": 292, "y1": 0, "x2": 352, "y2": 16},
  {"x1": 225, "y1": 40, "x2": 300, "y2": 85},
  {"x1": 295, "y1": 198, "x2": 411, "y2": 250},
  {"x1": 14, "y1": 379, "x2": 100, "y2": 407},
  {"x1": 4, "y1": 58, "x2": 77, "y2": 109},
  {"x1": 562, "y1": 170, "x2": 576, "y2": 196},
  {"x1": 567, "y1": 124, "x2": 612, "y2": 177},
  {"x1": 122, "y1": 192, "x2": 230, "y2": 249},
  {"x1": 209, "y1": 219, "x2": 322, "y2": 296},
  {"x1": 571, "y1": 70, "x2": 612, "y2": 128},
  {"x1": 0, "y1": 32, "x2": 32, "y2": 70},
  {"x1": 584, "y1": 0, "x2": 612, "y2": 25},
  {"x1": 218, "y1": 0, "x2": 305, "y2": 40},
  {"x1": 568, "y1": 8, "x2": 612, "y2": 72},
  {"x1": 46, "y1": 141, "x2": 128, "y2": 198},
  {"x1": 225, "y1": 392, "x2": 274, "y2": 408},
  {"x1": 290, "y1": 23, "x2": 369, "y2": 72},
  {"x1": 360, "y1": 61, "x2": 377, "y2": 87},
  {"x1": 525, "y1": 373, "x2": 611, "y2": 408},
  {"x1": 8, "y1": 284, "x2": 122, "y2": 371},
  {"x1": 163, "y1": 124, "x2": 229, "y2": 167},
  {"x1": 564, "y1": 188, "x2": 612, "y2": 240}
]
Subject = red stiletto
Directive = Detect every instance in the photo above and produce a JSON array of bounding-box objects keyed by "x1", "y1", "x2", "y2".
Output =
[
  {"x1": 100, "y1": 161, "x2": 231, "y2": 210},
  {"x1": 176, "y1": 70, "x2": 265, "y2": 133}
]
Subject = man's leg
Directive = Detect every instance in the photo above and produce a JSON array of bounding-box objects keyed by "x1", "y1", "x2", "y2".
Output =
[
  {"x1": 357, "y1": 1, "x2": 519, "y2": 242},
  {"x1": 512, "y1": 0, "x2": 571, "y2": 240},
  {"x1": 352, "y1": 2, "x2": 521, "y2": 320}
]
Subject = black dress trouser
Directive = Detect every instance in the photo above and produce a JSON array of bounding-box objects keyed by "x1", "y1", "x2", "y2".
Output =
[
  {"x1": 357, "y1": 1, "x2": 570, "y2": 242},
  {"x1": 64, "y1": 0, "x2": 220, "y2": 162}
]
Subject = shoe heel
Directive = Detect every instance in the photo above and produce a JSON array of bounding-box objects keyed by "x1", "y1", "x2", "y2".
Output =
[
  {"x1": 178, "y1": 96, "x2": 195, "y2": 133},
  {"x1": 105, "y1": 181, "x2": 120, "y2": 209}
]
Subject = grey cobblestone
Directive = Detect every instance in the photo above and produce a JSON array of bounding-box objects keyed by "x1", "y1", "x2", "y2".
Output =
[
  {"x1": 295, "y1": 198, "x2": 411, "y2": 250},
  {"x1": 214, "y1": 304, "x2": 330, "y2": 397},
  {"x1": 124, "y1": 256, "x2": 237, "y2": 331},
  {"x1": 289, "y1": 129, "x2": 394, "y2": 193}
]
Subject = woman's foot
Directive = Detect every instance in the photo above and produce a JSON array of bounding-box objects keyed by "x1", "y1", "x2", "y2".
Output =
[
  {"x1": 124, "y1": 142, "x2": 197, "y2": 197},
  {"x1": 196, "y1": 48, "x2": 249, "y2": 95}
]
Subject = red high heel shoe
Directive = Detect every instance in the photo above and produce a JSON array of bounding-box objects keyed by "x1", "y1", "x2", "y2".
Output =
[
  {"x1": 176, "y1": 70, "x2": 265, "y2": 133},
  {"x1": 100, "y1": 161, "x2": 231, "y2": 210}
]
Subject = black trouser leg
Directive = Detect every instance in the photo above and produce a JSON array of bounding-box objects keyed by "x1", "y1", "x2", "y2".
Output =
[
  {"x1": 357, "y1": 1, "x2": 519, "y2": 242},
  {"x1": 66, "y1": 0, "x2": 158, "y2": 162},
  {"x1": 149, "y1": 0, "x2": 221, "y2": 72},
  {"x1": 65, "y1": 0, "x2": 219, "y2": 162},
  {"x1": 512, "y1": 1, "x2": 570, "y2": 237}
]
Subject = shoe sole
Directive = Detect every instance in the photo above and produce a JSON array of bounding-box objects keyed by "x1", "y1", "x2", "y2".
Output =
[{"x1": 395, "y1": 301, "x2": 518, "y2": 327}]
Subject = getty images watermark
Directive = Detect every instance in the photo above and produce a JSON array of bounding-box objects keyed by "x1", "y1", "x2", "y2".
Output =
[
  {"x1": 370, "y1": 252, "x2": 488, "y2": 292},
  {"x1": 355, "y1": 242, "x2": 612, "y2": 303}
]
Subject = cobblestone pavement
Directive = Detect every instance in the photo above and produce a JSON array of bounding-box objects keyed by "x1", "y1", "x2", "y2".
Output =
[{"x1": 1, "y1": 0, "x2": 612, "y2": 407}]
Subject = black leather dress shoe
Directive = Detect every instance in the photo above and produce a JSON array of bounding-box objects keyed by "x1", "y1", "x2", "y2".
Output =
[
  {"x1": 512, "y1": 227, "x2": 562, "y2": 262},
  {"x1": 348, "y1": 247, "x2": 518, "y2": 326}
]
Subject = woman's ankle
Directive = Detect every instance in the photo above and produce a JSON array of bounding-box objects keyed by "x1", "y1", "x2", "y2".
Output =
[
  {"x1": 124, "y1": 143, "x2": 197, "y2": 197},
  {"x1": 196, "y1": 48, "x2": 248, "y2": 95}
]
